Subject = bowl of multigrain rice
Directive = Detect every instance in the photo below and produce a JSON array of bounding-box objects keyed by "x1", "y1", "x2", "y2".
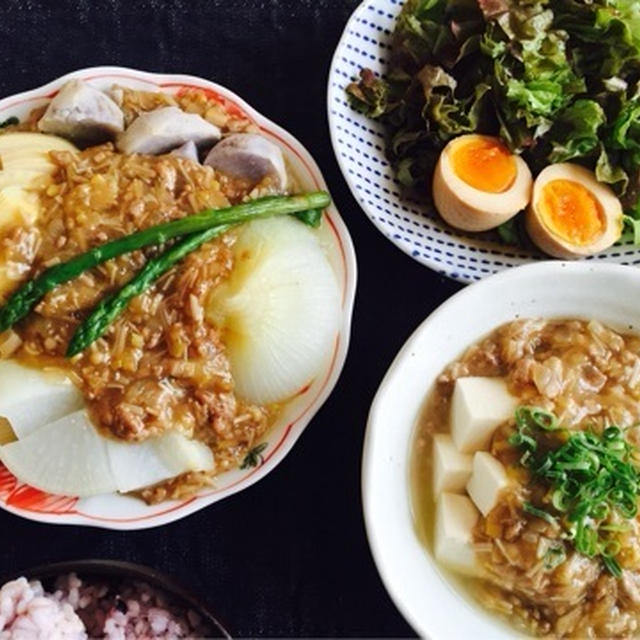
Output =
[{"x1": 0, "y1": 559, "x2": 229, "y2": 638}]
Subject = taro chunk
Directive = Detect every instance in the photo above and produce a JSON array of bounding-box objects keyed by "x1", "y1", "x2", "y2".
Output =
[
  {"x1": 38, "y1": 80, "x2": 124, "y2": 144},
  {"x1": 204, "y1": 133, "x2": 288, "y2": 191},
  {"x1": 170, "y1": 140, "x2": 199, "y2": 163},
  {"x1": 117, "y1": 107, "x2": 221, "y2": 155}
]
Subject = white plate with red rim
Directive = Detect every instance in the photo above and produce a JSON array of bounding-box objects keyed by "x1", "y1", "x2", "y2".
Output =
[{"x1": 0, "y1": 66, "x2": 357, "y2": 530}]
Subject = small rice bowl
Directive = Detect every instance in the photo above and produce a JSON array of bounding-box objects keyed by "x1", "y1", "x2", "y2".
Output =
[{"x1": 0, "y1": 573, "x2": 212, "y2": 639}]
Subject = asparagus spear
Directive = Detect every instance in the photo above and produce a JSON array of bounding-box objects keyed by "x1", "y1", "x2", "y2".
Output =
[
  {"x1": 0, "y1": 192, "x2": 330, "y2": 333},
  {"x1": 66, "y1": 204, "x2": 326, "y2": 356},
  {"x1": 294, "y1": 208, "x2": 323, "y2": 228},
  {"x1": 67, "y1": 224, "x2": 233, "y2": 357}
]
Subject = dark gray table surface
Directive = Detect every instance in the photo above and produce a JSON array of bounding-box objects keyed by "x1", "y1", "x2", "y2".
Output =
[{"x1": 0, "y1": 1, "x2": 461, "y2": 636}]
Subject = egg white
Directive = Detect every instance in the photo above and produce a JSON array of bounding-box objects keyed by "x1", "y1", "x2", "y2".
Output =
[
  {"x1": 526, "y1": 163, "x2": 623, "y2": 259},
  {"x1": 432, "y1": 134, "x2": 532, "y2": 232}
]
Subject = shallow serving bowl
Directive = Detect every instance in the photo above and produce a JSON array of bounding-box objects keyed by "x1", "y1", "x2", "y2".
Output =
[
  {"x1": 2, "y1": 559, "x2": 230, "y2": 637},
  {"x1": 363, "y1": 262, "x2": 640, "y2": 639},
  {"x1": 0, "y1": 66, "x2": 357, "y2": 530},
  {"x1": 328, "y1": 0, "x2": 640, "y2": 283}
]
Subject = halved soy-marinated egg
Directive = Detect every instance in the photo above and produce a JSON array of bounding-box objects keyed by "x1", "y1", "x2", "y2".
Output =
[
  {"x1": 526, "y1": 163, "x2": 623, "y2": 259},
  {"x1": 433, "y1": 134, "x2": 532, "y2": 232}
]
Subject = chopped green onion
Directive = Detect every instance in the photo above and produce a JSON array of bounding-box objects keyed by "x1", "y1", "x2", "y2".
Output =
[
  {"x1": 591, "y1": 502, "x2": 610, "y2": 520},
  {"x1": 599, "y1": 538, "x2": 621, "y2": 558},
  {"x1": 602, "y1": 555, "x2": 623, "y2": 578},
  {"x1": 516, "y1": 406, "x2": 559, "y2": 432},
  {"x1": 600, "y1": 522, "x2": 631, "y2": 533},
  {"x1": 576, "y1": 522, "x2": 598, "y2": 557},
  {"x1": 509, "y1": 406, "x2": 640, "y2": 577},
  {"x1": 543, "y1": 544, "x2": 567, "y2": 571},
  {"x1": 523, "y1": 502, "x2": 558, "y2": 526},
  {"x1": 509, "y1": 430, "x2": 537, "y2": 450},
  {"x1": 551, "y1": 489, "x2": 569, "y2": 512}
]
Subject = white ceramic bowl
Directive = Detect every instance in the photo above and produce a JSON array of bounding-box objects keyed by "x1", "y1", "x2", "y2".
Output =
[
  {"x1": 363, "y1": 261, "x2": 640, "y2": 639},
  {"x1": 0, "y1": 66, "x2": 357, "y2": 530},
  {"x1": 328, "y1": 0, "x2": 640, "y2": 283}
]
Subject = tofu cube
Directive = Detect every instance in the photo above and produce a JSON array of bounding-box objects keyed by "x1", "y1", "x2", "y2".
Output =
[
  {"x1": 434, "y1": 492, "x2": 481, "y2": 577},
  {"x1": 451, "y1": 377, "x2": 517, "y2": 453},
  {"x1": 433, "y1": 434, "x2": 473, "y2": 497},
  {"x1": 466, "y1": 452, "x2": 510, "y2": 517}
]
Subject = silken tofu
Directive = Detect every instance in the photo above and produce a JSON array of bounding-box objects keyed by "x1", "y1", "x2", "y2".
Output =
[
  {"x1": 466, "y1": 452, "x2": 510, "y2": 517},
  {"x1": 434, "y1": 492, "x2": 481, "y2": 577},
  {"x1": 451, "y1": 377, "x2": 518, "y2": 453},
  {"x1": 433, "y1": 434, "x2": 473, "y2": 496}
]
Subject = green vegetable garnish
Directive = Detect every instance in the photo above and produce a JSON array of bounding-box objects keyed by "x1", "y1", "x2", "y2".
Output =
[
  {"x1": 622, "y1": 213, "x2": 640, "y2": 245},
  {"x1": 543, "y1": 542, "x2": 567, "y2": 570},
  {"x1": 347, "y1": 0, "x2": 640, "y2": 236},
  {"x1": 65, "y1": 194, "x2": 329, "y2": 356},
  {"x1": 240, "y1": 442, "x2": 269, "y2": 470},
  {"x1": 0, "y1": 192, "x2": 331, "y2": 336},
  {"x1": 497, "y1": 216, "x2": 530, "y2": 247},
  {"x1": 523, "y1": 502, "x2": 559, "y2": 526},
  {"x1": 294, "y1": 208, "x2": 323, "y2": 228},
  {"x1": 66, "y1": 224, "x2": 233, "y2": 357},
  {"x1": 603, "y1": 555, "x2": 623, "y2": 578},
  {"x1": 0, "y1": 116, "x2": 18, "y2": 129},
  {"x1": 510, "y1": 408, "x2": 640, "y2": 576}
]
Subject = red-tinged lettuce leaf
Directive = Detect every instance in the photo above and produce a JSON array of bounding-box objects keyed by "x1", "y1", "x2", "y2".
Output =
[
  {"x1": 547, "y1": 99, "x2": 605, "y2": 163},
  {"x1": 345, "y1": 0, "x2": 640, "y2": 221},
  {"x1": 609, "y1": 98, "x2": 640, "y2": 165},
  {"x1": 346, "y1": 69, "x2": 395, "y2": 119},
  {"x1": 482, "y1": 2, "x2": 585, "y2": 147},
  {"x1": 388, "y1": 66, "x2": 492, "y2": 188},
  {"x1": 477, "y1": 0, "x2": 509, "y2": 20},
  {"x1": 417, "y1": 65, "x2": 491, "y2": 138},
  {"x1": 345, "y1": 0, "x2": 492, "y2": 191},
  {"x1": 621, "y1": 214, "x2": 640, "y2": 245},
  {"x1": 392, "y1": 0, "x2": 485, "y2": 70},
  {"x1": 595, "y1": 146, "x2": 629, "y2": 195},
  {"x1": 552, "y1": 0, "x2": 640, "y2": 77}
]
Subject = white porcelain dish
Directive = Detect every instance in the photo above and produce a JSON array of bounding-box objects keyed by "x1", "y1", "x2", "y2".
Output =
[
  {"x1": 327, "y1": 1, "x2": 640, "y2": 284},
  {"x1": 363, "y1": 261, "x2": 640, "y2": 638},
  {"x1": 0, "y1": 66, "x2": 357, "y2": 530}
]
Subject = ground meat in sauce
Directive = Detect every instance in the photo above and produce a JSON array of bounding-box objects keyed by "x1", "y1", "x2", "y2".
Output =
[
  {"x1": 0, "y1": 88, "x2": 286, "y2": 503},
  {"x1": 417, "y1": 318, "x2": 640, "y2": 638}
]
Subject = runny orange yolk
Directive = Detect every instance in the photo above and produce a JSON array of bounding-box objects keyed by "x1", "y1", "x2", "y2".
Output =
[
  {"x1": 539, "y1": 179, "x2": 604, "y2": 245},
  {"x1": 450, "y1": 137, "x2": 517, "y2": 193}
]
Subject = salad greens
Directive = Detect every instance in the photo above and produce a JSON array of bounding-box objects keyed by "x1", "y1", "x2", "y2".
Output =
[
  {"x1": 509, "y1": 406, "x2": 640, "y2": 577},
  {"x1": 347, "y1": 0, "x2": 640, "y2": 238}
]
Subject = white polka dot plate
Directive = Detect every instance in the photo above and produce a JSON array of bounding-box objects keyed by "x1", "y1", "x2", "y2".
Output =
[{"x1": 327, "y1": 0, "x2": 640, "y2": 283}]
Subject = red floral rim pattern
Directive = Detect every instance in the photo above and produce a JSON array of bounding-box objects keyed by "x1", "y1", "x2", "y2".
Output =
[{"x1": 0, "y1": 69, "x2": 352, "y2": 527}]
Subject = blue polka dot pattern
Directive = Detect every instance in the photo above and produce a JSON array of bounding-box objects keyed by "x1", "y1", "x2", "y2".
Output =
[{"x1": 327, "y1": 0, "x2": 640, "y2": 284}]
